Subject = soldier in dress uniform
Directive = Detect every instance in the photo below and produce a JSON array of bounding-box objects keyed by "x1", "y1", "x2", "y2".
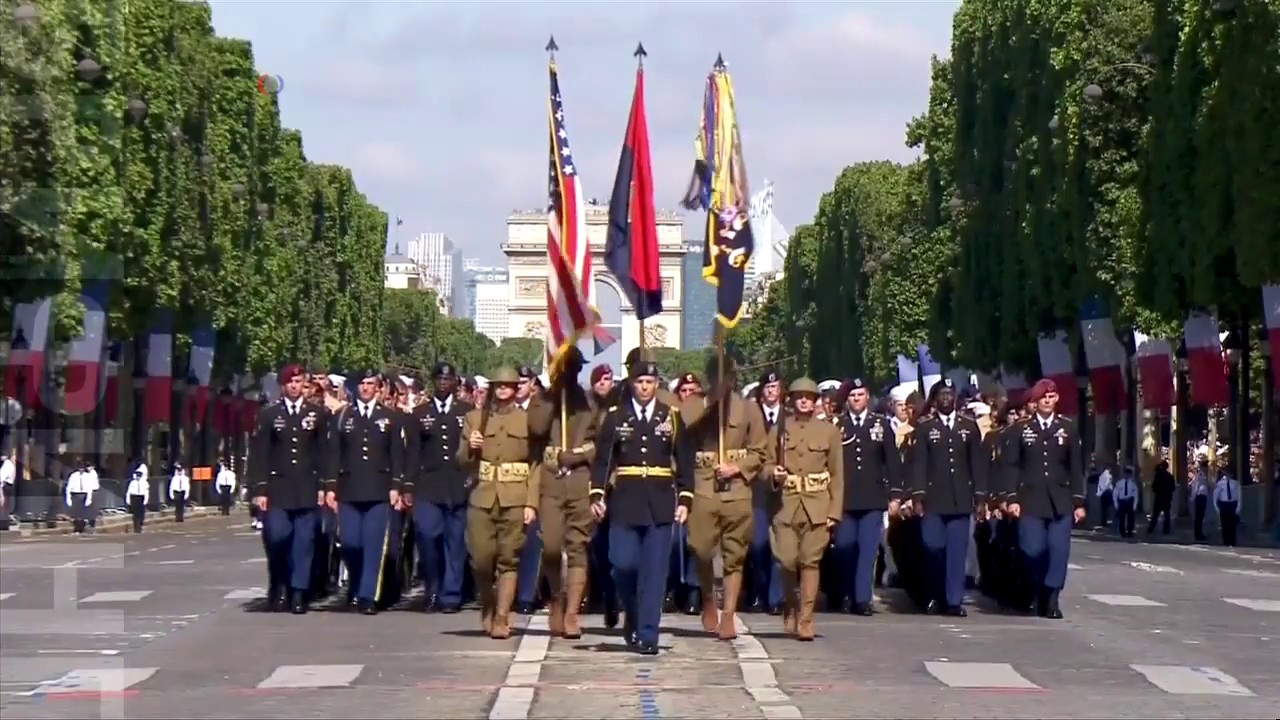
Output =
[
  {"x1": 909, "y1": 378, "x2": 988, "y2": 617},
  {"x1": 748, "y1": 370, "x2": 785, "y2": 614},
  {"x1": 325, "y1": 369, "x2": 405, "y2": 615},
  {"x1": 527, "y1": 348, "x2": 597, "y2": 639},
  {"x1": 1002, "y1": 379, "x2": 1084, "y2": 619},
  {"x1": 513, "y1": 366, "x2": 544, "y2": 614},
  {"x1": 615, "y1": 348, "x2": 684, "y2": 407},
  {"x1": 832, "y1": 378, "x2": 902, "y2": 616},
  {"x1": 586, "y1": 364, "x2": 620, "y2": 628},
  {"x1": 667, "y1": 372, "x2": 704, "y2": 616},
  {"x1": 459, "y1": 367, "x2": 537, "y2": 640},
  {"x1": 404, "y1": 362, "x2": 473, "y2": 613},
  {"x1": 590, "y1": 359, "x2": 695, "y2": 655},
  {"x1": 686, "y1": 357, "x2": 767, "y2": 639},
  {"x1": 765, "y1": 377, "x2": 842, "y2": 641},
  {"x1": 250, "y1": 364, "x2": 326, "y2": 614}
]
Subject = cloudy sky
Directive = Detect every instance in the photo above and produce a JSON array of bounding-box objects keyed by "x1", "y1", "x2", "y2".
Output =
[{"x1": 208, "y1": 1, "x2": 959, "y2": 266}]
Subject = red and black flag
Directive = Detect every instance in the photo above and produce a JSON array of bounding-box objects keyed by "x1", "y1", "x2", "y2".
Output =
[{"x1": 604, "y1": 44, "x2": 662, "y2": 321}]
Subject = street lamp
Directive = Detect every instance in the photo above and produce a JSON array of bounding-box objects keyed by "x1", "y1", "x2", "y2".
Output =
[
  {"x1": 76, "y1": 58, "x2": 101, "y2": 82},
  {"x1": 230, "y1": 183, "x2": 246, "y2": 200},
  {"x1": 255, "y1": 203, "x2": 270, "y2": 220},
  {"x1": 126, "y1": 98, "x2": 148, "y2": 125},
  {"x1": 167, "y1": 125, "x2": 184, "y2": 146},
  {"x1": 948, "y1": 193, "x2": 965, "y2": 212},
  {"x1": 1048, "y1": 115, "x2": 1061, "y2": 131},
  {"x1": 13, "y1": 2, "x2": 38, "y2": 28},
  {"x1": 1083, "y1": 83, "x2": 1105, "y2": 102}
]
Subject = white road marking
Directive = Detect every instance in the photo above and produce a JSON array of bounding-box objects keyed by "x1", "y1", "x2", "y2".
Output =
[
  {"x1": 80, "y1": 591, "x2": 152, "y2": 603},
  {"x1": 0, "y1": 593, "x2": 13, "y2": 601},
  {"x1": 1086, "y1": 594, "x2": 1167, "y2": 607},
  {"x1": 241, "y1": 557, "x2": 266, "y2": 564},
  {"x1": 26, "y1": 667, "x2": 158, "y2": 695},
  {"x1": 224, "y1": 588, "x2": 266, "y2": 600},
  {"x1": 257, "y1": 664, "x2": 364, "y2": 689},
  {"x1": 731, "y1": 616, "x2": 804, "y2": 719},
  {"x1": 489, "y1": 614, "x2": 547, "y2": 719},
  {"x1": 1223, "y1": 568, "x2": 1280, "y2": 578},
  {"x1": 1067, "y1": 562, "x2": 1084, "y2": 570},
  {"x1": 1222, "y1": 598, "x2": 1280, "y2": 612},
  {"x1": 1130, "y1": 665, "x2": 1254, "y2": 696},
  {"x1": 924, "y1": 661, "x2": 1040, "y2": 689},
  {"x1": 1125, "y1": 561, "x2": 1183, "y2": 574},
  {"x1": 35, "y1": 649, "x2": 120, "y2": 655},
  {"x1": 149, "y1": 559, "x2": 194, "y2": 565}
]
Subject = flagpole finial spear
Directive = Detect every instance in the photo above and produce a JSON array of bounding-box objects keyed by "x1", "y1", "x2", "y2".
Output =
[
  {"x1": 546, "y1": 35, "x2": 558, "y2": 56},
  {"x1": 714, "y1": 52, "x2": 725, "y2": 70},
  {"x1": 634, "y1": 42, "x2": 646, "y2": 67}
]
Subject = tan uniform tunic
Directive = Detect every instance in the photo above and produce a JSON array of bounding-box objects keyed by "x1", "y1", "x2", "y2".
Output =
[
  {"x1": 458, "y1": 405, "x2": 536, "y2": 577},
  {"x1": 766, "y1": 415, "x2": 843, "y2": 571},
  {"x1": 687, "y1": 394, "x2": 768, "y2": 573},
  {"x1": 527, "y1": 390, "x2": 598, "y2": 570}
]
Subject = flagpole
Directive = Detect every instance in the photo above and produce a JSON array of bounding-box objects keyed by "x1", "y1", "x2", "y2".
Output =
[
  {"x1": 633, "y1": 41, "x2": 648, "y2": 357},
  {"x1": 717, "y1": 327, "x2": 725, "y2": 463}
]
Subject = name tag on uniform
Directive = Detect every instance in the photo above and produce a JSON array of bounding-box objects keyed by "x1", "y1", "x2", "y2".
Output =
[
  {"x1": 343, "y1": 417, "x2": 355, "y2": 432},
  {"x1": 273, "y1": 417, "x2": 286, "y2": 432},
  {"x1": 928, "y1": 428, "x2": 941, "y2": 442},
  {"x1": 1021, "y1": 427, "x2": 1037, "y2": 444},
  {"x1": 421, "y1": 415, "x2": 435, "y2": 429},
  {"x1": 618, "y1": 423, "x2": 634, "y2": 440}
]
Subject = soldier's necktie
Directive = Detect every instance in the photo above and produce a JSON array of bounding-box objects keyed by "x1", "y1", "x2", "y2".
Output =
[{"x1": 640, "y1": 408, "x2": 648, "y2": 423}]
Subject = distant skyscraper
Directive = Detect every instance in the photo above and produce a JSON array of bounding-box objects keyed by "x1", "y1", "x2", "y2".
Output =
[
  {"x1": 466, "y1": 266, "x2": 509, "y2": 342},
  {"x1": 680, "y1": 244, "x2": 716, "y2": 349},
  {"x1": 407, "y1": 232, "x2": 463, "y2": 316}
]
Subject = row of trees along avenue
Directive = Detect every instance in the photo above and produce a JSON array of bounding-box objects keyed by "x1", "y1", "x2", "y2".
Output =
[
  {"x1": 2, "y1": 1, "x2": 400, "y2": 485},
  {"x1": 735, "y1": 0, "x2": 1278, "y2": 520}
]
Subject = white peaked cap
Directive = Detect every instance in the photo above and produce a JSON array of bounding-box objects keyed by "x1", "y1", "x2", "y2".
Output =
[
  {"x1": 399, "y1": 374, "x2": 415, "y2": 387},
  {"x1": 328, "y1": 374, "x2": 346, "y2": 386},
  {"x1": 741, "y1": 381, "x2": 760, "y2": 398},
  {"x1": 967, "y1": 401, "x2": 992, "y2": 416},
  {"x1": 538, "y1": 373, "x2": 550, "y2": 388},
  {"x1": 817, "y1": 379, "x2": 841, "y2": 392},
  {"x1": 474, "y1": 375, "x2": 489, "y2": 389},
  {"x1": 889, "y1": 382, "x2": 915, "y2": 403}
]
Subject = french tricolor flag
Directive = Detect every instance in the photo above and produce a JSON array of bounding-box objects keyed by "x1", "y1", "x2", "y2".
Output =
[
  {"x1": 917, "y1": 344, "x2": 942, "y2": 398},
  {"x1": 186, "y1": 326, "x2": 215, "y2": 426},
  {"x1": 143, "y1": 312, "x2": 174, "y2": 424},
  {"x1": 1132, "y1": 330, "x2": 1174, "y2": 411},
  {"x1": 1036, "y1": 330, "x2": 1078, "y2": 415},
  {"x1": 64, "y1": 282, "x2": 110, "y2": 416},
  {"x1": 1079, "y1": 299, "x2": 1127, "y2": 416},
  {"x1": 1183, "y1": 311, "x2": 1229, "y2": 408},
  {"x1": 897, "y1": 355, "x2": 919, "y2": 387},
  {"x1": 1264, "y1": 285, "x2": 1280, "y2": 388},
  {"x1": 5, "y1": 299, "x2": 53, "y2": 409},
  {"x1": 999, "y1": 365, "x2": 1029, "y2": 406}
]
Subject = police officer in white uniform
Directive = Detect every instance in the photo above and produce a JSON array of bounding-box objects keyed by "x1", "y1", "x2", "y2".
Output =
[
  {"x1": 1111, "y1": 467, "x2": 1138, "y2": 538},
  {"x1": 126, "y1": 465, "x2": 150, "y2": 533},
  {"x1": 169, "y1": 463, "x2": 191, "y2": 523},
  {"x1": 1212, "y1": 469, "x2": 1242, "y2": 547},
  {"x1": 64, "y1": 461, "x2": 95, "y2": 534},
  {"x1": 1, "y1": 453, "x2": 15, "y2": 530},
  {"x1": 215, "y1": 461, "x2": 237, "y2": 515}
]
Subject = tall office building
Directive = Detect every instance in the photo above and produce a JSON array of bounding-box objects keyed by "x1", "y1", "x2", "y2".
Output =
[
  {"x1": 406, "y1": 232, "x2": 464, "y2": 315},
  {"x1": 680, "y1": 244, "x2": 716, "y2": 349},
  {"x1": 466, "y1": 266, "x2": 509, "y2": 342}
]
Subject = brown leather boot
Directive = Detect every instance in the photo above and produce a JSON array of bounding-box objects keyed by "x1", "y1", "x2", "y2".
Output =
[
  {"x1": 491, "y1": 572, "x2": 517, "y2": 640},
  {"x1": 781, "y1": 569, "x2": 798, "y2": 636},
  {"x1": 718, "y1": 572, "x2": 742, "y2": 640},
  {"x1": 797, "y1": 567, "x2": 819, "y2": 641},
  {"x1": 563, "y1": 568, "x2": 587, "y2": 640},
  {"x1": 698, "y1": 562, "x2": 718, "y2": 632},
  {"x1": 477, "y1": 574, "x2": 496, "y2": 634},
  {"x1": 545, "y1": 562, "x2": 565, "y2": 637}
]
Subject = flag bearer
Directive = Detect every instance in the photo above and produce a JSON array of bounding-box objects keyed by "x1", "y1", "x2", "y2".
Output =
[
  {"x1": 1003, "y1": 378, "x2": 1083, "y2": 619},
  {"x1": 527, "y1": 348, "x2": 598, "y2": 639},
  {"x1": 404, "y1": 362, "x2": 473, "y2": 613},
  {"x1": 590, "y1": 359, "x2": 695, "y2": 655},
  {"x1": 686, "y1": 357, "x2": 767, "y2": 639},
  {"x1": 833, "y1": 378, "x2": 902, "y2": 616},
  {"x1": 251, "y1": 364, "x2": 327, "y2": 614},
  {"x1": 326, "y1": 369, "x2": 404, "y2": 615},
  {"x1": 459, "y1": 367, "x2": 537, "y2": 640},
  {"x1": 168, "y1": 462, "x2": 190, "y2": 523},
  {"x1": 909, "y1": 378, "x2": 988, "y2": 617},
  {"x1": 766, "y1": 377, "x2": 842, "y2": 641}
]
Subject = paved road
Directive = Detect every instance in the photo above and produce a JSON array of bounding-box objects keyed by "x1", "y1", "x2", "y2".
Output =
[{"x1": 1, "y1": 519, "x2": 1276, "y2": 718}]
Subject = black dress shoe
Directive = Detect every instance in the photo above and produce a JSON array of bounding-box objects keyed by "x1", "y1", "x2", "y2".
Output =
[
  {"x1": 746, "y1": 599, "x2": 764, "y2": 614},
  {"x1": 440, "y1": 605, "x2": 460, "y2": 614},
  {"x1": 269, "y1": 590, "x2": 288, "y2": 613},
  {"x1": 851, "y1": 602, "x2": 874, "y2": 617},
  {"x1": 636, "y1": 641, "x2": 659, "y2": 656},
  {"x1": 662, "y1": 592, "x2": 676, "y2": 614},
  {"x1": 925, "y1": 599, "x2": 943, "y2": 616},
  {"x1": 767, "y1": 604, "x2": 782, "y2": 616},
  {"x1": 357, "y1": 599, "x2": 378, "y2": 615},
  {"x1": 603, "y1": 603, "x2": 620, "y2": 629},
  {"x1": 515, "y1": 601, "x2": 535, "y2": 615},
  {"x1": 623, "y1": 618, "x2": 638, "y2": 648},
  {"x1": 423, "y1": 594, "x2": 439, "y2": 613},
  {"x1": 290, "y1": 595, "x2": 308, "y2": 615},
  {"x1": 944, "y1": 605, "x2": 967, "y2": 618},
  {"x1": 683, "y1": 593, "x2": 701, "y2": 616}
]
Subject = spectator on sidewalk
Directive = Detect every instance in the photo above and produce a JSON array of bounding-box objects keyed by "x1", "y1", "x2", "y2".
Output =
[
  {"x1": 1148, "y1": 461, "x2": 1176, "y2": 535},
  {"x1": 1190, "y1": 457, "x2": 1211, "y2": 542},
  {"x1": 168, "y1": 463, "x2": 190, "y2": 523},
  {"x1": 126, "y1": 465, "x2": 149, "y2": 533},
  {"x1": 1213, "y1": 468, "x2": 1241, "y2": 547},
  {"x1": 1113, "y1": 467, "x2": 1139, "y2": 539},
  {"x1": 64, "y1": 460, "x2": 95, "y2": 534}
]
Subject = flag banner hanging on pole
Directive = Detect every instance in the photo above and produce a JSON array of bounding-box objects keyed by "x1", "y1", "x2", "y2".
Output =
[
  {"x1": 543, "y1": 41, "x2": 599, "y2": 375},
  {"x1": 605, "y1": 47, "x2": 662, "y2": 321},
  {"x1": 682, "y1": 55, "x2": 755, "y2": 329}
]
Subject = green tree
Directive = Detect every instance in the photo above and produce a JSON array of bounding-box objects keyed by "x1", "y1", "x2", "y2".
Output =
[{"x1": 486, "y1": 338, "x2": 544, "y2": 374}]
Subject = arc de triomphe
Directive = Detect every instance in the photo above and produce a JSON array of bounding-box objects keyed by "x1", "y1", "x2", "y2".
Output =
[{"x1": 503, "y1": 204, "x2": 686, "y2": 353}]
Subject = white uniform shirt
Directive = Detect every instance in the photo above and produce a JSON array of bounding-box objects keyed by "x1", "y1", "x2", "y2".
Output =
[
  {"x1": 0, "y1": 457, "x2": 15, "y2": 491},
  {"x1": 215, "y1": 467, "x2": 236, "y2": 491},
  {"x1": 761, "y1": 403, "x2": 782, "y2": 426},
  {"x1": 1213, "y1": 475, "x2": 1241, "y2": 509},
  {"x1": 65, "y1": 470, "x2": 94, "y2": 505},
  {"x1": 1112, "y1": 474, "x2": 1139, "y2": 506},
  {"x1": 85, "y1": 467, "x2": 99, "y2": 493},
  {"x1": 169, "y1": 471, "x2": 190, "y2": 499},
  {"x1": 126, "y1": 476, "x2": 149, "y2": 500}
]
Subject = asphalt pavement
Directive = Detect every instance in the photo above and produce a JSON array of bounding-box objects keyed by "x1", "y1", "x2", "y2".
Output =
[{"x1": 1, "y1": 518, "x2": 1276, "y2": 719}]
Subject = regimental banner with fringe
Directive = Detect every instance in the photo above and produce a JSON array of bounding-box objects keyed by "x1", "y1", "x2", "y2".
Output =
[
  {"x1": 682, "y1": 55, "x2": 755, "y2": 329},
  {"x1": 543, "y1": 39, "x2": 599, "y2": 376}
]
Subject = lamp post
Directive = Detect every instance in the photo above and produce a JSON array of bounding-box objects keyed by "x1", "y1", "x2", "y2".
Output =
[{"x1": 9, "y1": 333, "x2": 29, "y2": 522}]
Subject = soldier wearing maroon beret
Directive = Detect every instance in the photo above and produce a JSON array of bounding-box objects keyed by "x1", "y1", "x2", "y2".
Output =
[{"x1": 1001, "y1": 377, "x2": 1084, "y2": 620}]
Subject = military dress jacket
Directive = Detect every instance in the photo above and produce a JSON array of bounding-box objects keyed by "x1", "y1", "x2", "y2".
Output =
[
  {"x1": 1002, "y1": 415, "x2": 1084, "y2": 518},
  {"x1": 839, "y1": 411, "x2": 904, "y2": 512},
  {"x1": 326, "y1": 402, "x2": 405, "y2": 503},
  {"x1": 590, "y1": 398, "x2": 695, "y2": 527},
  {"x1": 458, "y1": 405, "x2": 537, "y2": 510},
  {"x1": 404, "y1": 396, "x2": 473, "y2": 506},
  {"x1": 766, "y1": 415, "x2": 843, "y2": 526},
  {"x1": 909, "y1": 413, "x2": 989, "y2": 514},
  {"x1": 249, "y1": 400, "x2": 327, "y2": 510}
]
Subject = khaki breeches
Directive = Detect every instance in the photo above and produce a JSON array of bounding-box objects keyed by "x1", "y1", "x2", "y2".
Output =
[
  {"x1": 466, "y1": 503, "x2": 526, "y2": 578},
  {"x1": 539, "y1": 492, "x2": 595, "y2": 573},
  {"x1": 688, "y1": 496, "x2": 753, "y2": 574}
]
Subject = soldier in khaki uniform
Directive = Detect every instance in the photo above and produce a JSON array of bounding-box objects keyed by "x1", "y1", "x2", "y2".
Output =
[
  {"x1": 686, "y1": 358, "x2": 768, "y2": 639},
  {"x1": 526, "y1": 349, "x2": 597, "y2": 639},
  {"x1": 458, "y1": 367, "x2": 538, "y2": 639},
  {"x1": 766, "y1": 377, "x2": 843, "y2": 641}
]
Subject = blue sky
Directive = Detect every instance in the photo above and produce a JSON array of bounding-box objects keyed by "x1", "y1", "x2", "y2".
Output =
[{"x1": 208, "y1": 1, "x2": 960, "y2": 265}]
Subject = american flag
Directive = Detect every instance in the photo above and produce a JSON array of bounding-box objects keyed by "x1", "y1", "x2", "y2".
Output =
[{"x1": 544, "y1": 60, "x2": 597, "y2": 370}]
